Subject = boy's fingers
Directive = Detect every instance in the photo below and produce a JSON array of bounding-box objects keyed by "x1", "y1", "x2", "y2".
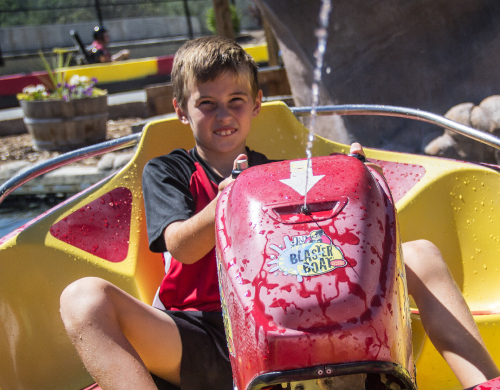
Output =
[
  {"x1": 349, "y1": 142, "x2": 365, "y2": 156},
  {"x1": 218, "y1": 177, "x2": 234, "y2": 193},
  {"x1": 349, "y1": 142, "x2": 385, "y2": 177}
]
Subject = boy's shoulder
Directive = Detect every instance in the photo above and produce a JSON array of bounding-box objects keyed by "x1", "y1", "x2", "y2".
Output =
[
  {"x1": 144, "y1": 148, "x2": 222, "y2": 184},
  {"x1": 143, "y1": 148, "x2": 196, "y2": 181}
]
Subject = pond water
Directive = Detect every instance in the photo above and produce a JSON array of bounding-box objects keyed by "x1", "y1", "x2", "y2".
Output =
[{"x1": 0, "y1": 203, "x2": 53, "y2": 238}]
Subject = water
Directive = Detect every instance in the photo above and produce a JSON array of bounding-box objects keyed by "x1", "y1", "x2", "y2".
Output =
[
  {"x1": 303, "y1": 0, "x2": 333, "y2": 208},
  {"x1": 0, "y1": 204, "x2": 52, "y2": 238}
]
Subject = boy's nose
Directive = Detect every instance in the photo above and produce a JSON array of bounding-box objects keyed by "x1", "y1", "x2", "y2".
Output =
[{"x1": 216, "y1": 106, "x2": 231, "y2": 121}]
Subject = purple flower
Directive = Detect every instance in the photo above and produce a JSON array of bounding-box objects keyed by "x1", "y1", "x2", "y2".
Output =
[
  {"x1": 91, "y1": 77, "x2": 98, "y2": 84},
  {"x1": 63, "y1": 95, "x2": 70, "y2": 102}
]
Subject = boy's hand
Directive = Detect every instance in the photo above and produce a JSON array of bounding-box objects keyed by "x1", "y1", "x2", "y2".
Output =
[
  {"x1": 218, "y1": 154, "x2": 248, "y2": 192},
  {"x1": 349, "y1": 142, "x2": 384, "y2": 176}
]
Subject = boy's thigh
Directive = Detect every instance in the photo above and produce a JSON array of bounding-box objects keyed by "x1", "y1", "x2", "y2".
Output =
[{"x1": 154, "y1": 310, "x2": 233, "y2": 390}]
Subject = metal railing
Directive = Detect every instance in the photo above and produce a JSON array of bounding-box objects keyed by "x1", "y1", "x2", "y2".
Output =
[
  {"x1": 290, "y1": 105, "x2": 500, "y2": 150},
  {"x1": 0, "y1": 133, "x2": 140, "y2": 204},
  {"x1": 2, "y1": 104, "x2": 500, "y2": 205}
]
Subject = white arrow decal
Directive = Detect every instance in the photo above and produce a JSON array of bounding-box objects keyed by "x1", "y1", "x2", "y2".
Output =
[{"x1": 280, "y1": 160, "x2": 324, "y2": 196}]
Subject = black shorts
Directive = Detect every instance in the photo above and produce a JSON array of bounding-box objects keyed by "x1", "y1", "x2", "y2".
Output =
[{"x1": 152, "y1": 310, "x2": 233, "y2": 390}]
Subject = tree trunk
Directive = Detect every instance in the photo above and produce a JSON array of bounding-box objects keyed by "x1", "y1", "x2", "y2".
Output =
[{"x1": 212, "y1": 0, "x2": 234, "y2": 39}]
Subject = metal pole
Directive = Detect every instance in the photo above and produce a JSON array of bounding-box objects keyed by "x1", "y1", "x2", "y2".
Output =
[
  {"x1": 182, "y1": 0, "x2": 194, "y2": 39},
  {"x1": 0, "y1": 43, "x2": 4, "y2": 67},
  {"x1": 291, "y1": 104, "x2": 500, "y2": 150},
  {"x1": 0, "y1": 133, "x2": 141, "y2": 205},
  {"x1": 94, "y1": 0, "x2": 104, "y2": 26}
]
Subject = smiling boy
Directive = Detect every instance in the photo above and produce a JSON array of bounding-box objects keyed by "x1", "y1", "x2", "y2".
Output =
[{"x1": 60, "y1": 36, "x2": 271, "y2": 390}]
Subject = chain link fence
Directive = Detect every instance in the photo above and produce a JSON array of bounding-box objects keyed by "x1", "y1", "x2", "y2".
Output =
[{"x1": 0, "y1": 0, "x2": 261, "y2": 32}]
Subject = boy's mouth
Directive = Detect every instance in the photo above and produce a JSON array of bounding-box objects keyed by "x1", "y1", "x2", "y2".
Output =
[{"x1": 215, "y1": 128, "x2": 237, "y2": 136}]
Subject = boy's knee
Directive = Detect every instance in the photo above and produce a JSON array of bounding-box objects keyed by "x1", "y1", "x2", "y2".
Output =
[
  {"x1": 404, "y1": 239, "x2": 440, "y2": 260},
  {"x1": 403, "y1": 239, "x2": 451, "y2": 291},
  {"x1": 60, "y1": 277, "x2": 114, "y2": 332}
]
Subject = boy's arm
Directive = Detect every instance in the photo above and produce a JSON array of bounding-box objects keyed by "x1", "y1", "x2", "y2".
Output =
[
  {"x1": 162, "y1": 156, "x2": 243, "y2": 264},
  {"x1": 163, "y1": 196, "x2": 219, "y2": 264}
]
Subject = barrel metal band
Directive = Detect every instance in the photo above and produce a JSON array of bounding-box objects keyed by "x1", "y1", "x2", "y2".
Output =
[{"x1": 23, "y1": 112, "x2": 108, "y2": 124}]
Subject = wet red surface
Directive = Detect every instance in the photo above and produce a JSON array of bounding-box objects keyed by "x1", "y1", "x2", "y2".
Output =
[
  {"x1": 216, "y1": 155, "x2": 415, "y2": 390},
  {"x1": 371, "y1": 159, "x2": 426, "y2": 203},
  {"x1": 50, "y1": 187, "x2": 132, "y2": 262}
]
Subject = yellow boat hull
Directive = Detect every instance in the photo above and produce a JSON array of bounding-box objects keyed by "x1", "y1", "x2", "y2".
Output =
[{"x1": 1, "y1": 102, "x2": 499, "y2": 390}]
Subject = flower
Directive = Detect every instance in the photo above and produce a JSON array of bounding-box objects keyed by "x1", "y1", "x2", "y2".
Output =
[
  {"x1": 17, "y1": 76, "x2": 106, "y2": 101},
  {"x1": 16, "y1": 50, "x2": 106, "y2": 101}
]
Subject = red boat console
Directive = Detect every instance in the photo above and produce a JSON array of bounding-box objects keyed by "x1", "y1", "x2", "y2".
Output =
[{"x1": 215, "y1": 154, "x2": 416, "y2": 390}]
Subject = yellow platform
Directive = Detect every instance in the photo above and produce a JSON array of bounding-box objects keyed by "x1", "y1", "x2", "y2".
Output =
[
  {"x1": 0, "y1": 102, "x2": 499, "y2": 390},
  {"x1": 55, "y1": 43, "x2": 269, "y2": 85}
]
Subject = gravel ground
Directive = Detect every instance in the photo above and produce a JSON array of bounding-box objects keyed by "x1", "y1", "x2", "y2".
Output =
[{"x1": 0, "y1": 118, "x2": 142, "y2": 167}]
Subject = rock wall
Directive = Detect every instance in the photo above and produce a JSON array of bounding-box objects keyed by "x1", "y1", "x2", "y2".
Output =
[{"x1": 254, "y1": 0, "x2": 500, "y2": 153}]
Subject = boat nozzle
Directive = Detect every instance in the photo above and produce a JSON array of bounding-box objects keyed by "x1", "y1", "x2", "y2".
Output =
[{"x1": 231, "y1": 158, "x2": 249, "y2": 179}]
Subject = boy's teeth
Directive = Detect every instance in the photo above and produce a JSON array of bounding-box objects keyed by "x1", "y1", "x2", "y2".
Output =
[{"x1": 217, "y1": 129, "x2": 234, "y2": 136}]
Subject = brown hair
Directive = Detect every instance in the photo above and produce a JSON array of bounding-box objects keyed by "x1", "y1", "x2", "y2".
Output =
[{"x1": 172, "y1": 36, "x2": 259, "y2": 109}]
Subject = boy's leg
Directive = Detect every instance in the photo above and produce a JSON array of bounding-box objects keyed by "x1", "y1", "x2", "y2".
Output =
[
  {"x1": 60, "y1": 277, "x2": 183, "y2": 390},
  {"x1": 403, "y1": 239, "x2": 500, "y2": 388}
]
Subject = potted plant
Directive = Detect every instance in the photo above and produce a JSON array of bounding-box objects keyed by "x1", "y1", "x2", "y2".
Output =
[{"x1": 16, "y1": 50, "x2": 108, "y2": 152}]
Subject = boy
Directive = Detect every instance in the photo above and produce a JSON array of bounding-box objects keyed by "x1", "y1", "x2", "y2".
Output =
[
  {"x1": 90, "y1": 26, "x2": 130, "y2": 63},
  {"x1": 60, "y1": 36, "x2": 498, "y2": 390}
]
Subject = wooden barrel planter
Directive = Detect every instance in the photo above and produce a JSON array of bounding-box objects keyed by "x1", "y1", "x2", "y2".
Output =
[{"x1": 20, "y1": 95, "x2": 108, "y2": 152}]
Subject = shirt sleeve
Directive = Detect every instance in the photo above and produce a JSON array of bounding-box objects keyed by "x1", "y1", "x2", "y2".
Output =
[{"x1": 142, "y1": 150, "x2": 196, "y2": 253}]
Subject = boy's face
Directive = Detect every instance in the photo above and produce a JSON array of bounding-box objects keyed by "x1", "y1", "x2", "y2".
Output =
[{"x1": 174, "y1": 71, "x2": 262, "y2": 160}]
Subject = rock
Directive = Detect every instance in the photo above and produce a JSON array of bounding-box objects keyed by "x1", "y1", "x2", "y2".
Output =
[
  {"x1": 424, "y1": 133, "x2": 460, "y2": 159},
  {"x1": 113, "y1": 153, "x2": 134, "y2": 170},
  {"x1": 425, "y1": 96, "x2": 500, "y2": 163},
  {"x1": 97, "y1": 153, "x2": 118, "y2": 171}
]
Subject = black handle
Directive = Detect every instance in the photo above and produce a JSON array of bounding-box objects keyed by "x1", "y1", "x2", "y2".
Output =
[{"x1": 347, "y1": 153, "x2": 367, "y2": 163}]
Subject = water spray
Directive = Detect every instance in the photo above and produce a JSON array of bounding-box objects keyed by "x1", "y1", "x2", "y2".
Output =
[{"x1": 303, "y1": 0, "x2": 333, "y2": 212}]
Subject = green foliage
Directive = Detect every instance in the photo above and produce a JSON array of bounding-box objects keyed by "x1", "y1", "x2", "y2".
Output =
[
  {"x1": 17, "y1": 50, "x2": 106, "y2": 101},
  {"x1": 205, "y1": 4, "x2": 241, "y2": 35},
  {"x1": 37, "y1": 49, "x2": 72, "y2": 94}
]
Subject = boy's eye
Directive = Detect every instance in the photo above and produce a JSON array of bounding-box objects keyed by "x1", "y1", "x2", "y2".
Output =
[{"x1": 229, "y1": 97, "x2": 245, "y2": 105}]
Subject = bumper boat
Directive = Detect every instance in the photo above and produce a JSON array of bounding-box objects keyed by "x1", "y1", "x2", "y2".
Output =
[{"x1": 1, "y1": 102, "x2": 500, "y2": 390}]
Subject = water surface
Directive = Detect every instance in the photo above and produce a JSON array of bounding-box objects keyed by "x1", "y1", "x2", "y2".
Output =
[{"x1": 0, "y1": 204, "x2": 52, "y2": 238}]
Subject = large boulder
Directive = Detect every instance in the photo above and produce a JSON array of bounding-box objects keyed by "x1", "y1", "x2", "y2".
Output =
[
  {"x1": 425, "y1": 96, "x2": 500, "y2": 163},
  {"x1": 254, "y1": 0, "x2": 500, "y2": 153}
]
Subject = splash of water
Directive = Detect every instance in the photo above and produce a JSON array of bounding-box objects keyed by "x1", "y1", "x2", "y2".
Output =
[{"x1": 303, "y1": 0, "x2": 332, "y2": 210}]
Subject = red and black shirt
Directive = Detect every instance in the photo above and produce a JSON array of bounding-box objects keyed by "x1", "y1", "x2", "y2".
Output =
[{"x1": 143, "y1": 147, "x2": 271, "y2": 312}]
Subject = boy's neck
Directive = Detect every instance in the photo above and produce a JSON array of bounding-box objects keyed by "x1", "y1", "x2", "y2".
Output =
[{"x1": 196, "y1": 145, "x2": 247, "y2": 178}]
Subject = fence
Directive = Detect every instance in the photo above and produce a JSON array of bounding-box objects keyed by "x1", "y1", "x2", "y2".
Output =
[{"x1": 0, "y1": 0, "x2": 260, "y2": 57}]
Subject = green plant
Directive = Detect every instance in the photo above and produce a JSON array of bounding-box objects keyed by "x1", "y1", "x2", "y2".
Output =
[
  {"x1": 16, "y1": 49, "x2": 106, "y2": 101},
  {"x1": 206, "y1": 5, "x2": 241, "y2": 35}
]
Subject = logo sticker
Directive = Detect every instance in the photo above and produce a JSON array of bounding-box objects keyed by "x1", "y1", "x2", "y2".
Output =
[{"x1": 267, "y1": 229, "x2": 347, "y2": 282}]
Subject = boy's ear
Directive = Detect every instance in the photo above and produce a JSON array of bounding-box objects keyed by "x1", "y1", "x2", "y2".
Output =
[
  {"x1": 252, "y1": 90, "x2": 263, "y2": 118},
  {"x1": 173, "y1": 98, "x2": 190, "y2": 125}
]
